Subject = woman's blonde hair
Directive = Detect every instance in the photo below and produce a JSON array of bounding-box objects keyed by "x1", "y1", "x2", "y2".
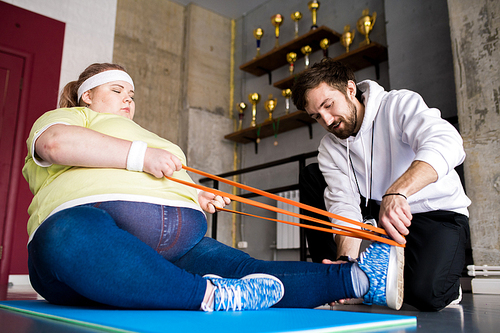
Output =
[{"x1": 59, "y1": 63, "x2": 127, "y2": 108}]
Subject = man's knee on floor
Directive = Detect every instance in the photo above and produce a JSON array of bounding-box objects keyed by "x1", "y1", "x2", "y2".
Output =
[{"x1": 405, "y1": 280, "x2": 461, "y2": 311}]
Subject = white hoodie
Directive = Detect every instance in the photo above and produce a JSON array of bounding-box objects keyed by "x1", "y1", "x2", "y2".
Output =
[{"x1": 318, "y1": 80, "x2": 471, "y2": 230}]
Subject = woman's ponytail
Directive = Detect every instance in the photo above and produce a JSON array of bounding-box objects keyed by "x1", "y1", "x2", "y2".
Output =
[{"x1": 58, "y1": 80, "x2": 79, "y2": 108}]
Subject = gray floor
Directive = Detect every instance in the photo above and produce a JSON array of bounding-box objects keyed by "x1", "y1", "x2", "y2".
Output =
[
  {"x1": 1, "y1": 285, "x2": 500, "y2": 333},
  {"x1": 327, "y1": 292, "x2": 500, "y2": 332}
]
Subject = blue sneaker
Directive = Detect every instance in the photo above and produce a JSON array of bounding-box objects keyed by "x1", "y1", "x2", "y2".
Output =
[
  {"x1": 357, "y1": 242, "x2": 404, "y2": 310},
  {"x1": 203, "y1": 274, "x2": 284, "y2": 311}
]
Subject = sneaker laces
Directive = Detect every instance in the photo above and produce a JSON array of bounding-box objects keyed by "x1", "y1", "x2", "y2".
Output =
[
  {"x1": 359, "y1": 244, "x2": 374, "y2": 263},
  {"x1": 216, "y1": 284, "x2": 243, "y2": 311}
]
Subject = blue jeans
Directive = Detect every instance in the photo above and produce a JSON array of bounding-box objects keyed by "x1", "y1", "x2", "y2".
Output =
[{"x1": 28, "y1": 202, "x2": 355, "y2": 309}]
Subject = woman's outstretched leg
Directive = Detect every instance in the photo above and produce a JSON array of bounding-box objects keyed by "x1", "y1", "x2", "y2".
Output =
[
  {"x1": 173, "y1": 237, "x2": 357, "y2": 308},
  {"x1": 175, "y1": 237, "x2": 404, "y2": 310}
]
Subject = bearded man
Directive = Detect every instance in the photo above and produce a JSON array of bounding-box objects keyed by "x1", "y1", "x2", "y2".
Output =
[{"x1": 292, "y1": 59, "x2": 471, "y2": 311}]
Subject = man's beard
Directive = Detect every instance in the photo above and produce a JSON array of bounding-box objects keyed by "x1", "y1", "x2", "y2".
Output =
[{"x1": 327, "y1": 98, "x2": 358, "y2": 139}]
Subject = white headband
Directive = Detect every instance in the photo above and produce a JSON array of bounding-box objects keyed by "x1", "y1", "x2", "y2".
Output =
[{"x1": 77, "y1": 70, "x2": 135, "y2": 101}]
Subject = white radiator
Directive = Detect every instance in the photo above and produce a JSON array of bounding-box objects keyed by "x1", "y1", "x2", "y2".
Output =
[{"x1": 276, "y1": 190, "x2": 300, "y2": 249}]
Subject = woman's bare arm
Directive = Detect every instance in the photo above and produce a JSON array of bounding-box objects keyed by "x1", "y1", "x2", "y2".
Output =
[{"x1": 35, "y1": 124, "x2": 182, "y2": 177}]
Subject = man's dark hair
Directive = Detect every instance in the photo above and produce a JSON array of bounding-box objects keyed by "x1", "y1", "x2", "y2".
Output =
[{"x1": 291, "y1": 59, "x2": 356, "y2": 112}]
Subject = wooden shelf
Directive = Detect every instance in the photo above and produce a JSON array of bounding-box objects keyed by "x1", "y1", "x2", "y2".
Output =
[
  {"x1": 231, "y1": 27, "x2": 387, "y2": 148},
  {"x1": 224, "y1": 111, "x2": 315, "y2": 144},
  {"x1": 273, "y1": 42, "x2": 388, "y2": 90},
  {"x1": 334, "y1": 41, "x2": 388, "y2": 72},
  {"x1": 239, "y1": 26, "x2": 341, "y2": 77}
]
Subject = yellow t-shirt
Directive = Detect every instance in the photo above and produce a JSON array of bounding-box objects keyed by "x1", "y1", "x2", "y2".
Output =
[{"x1": 22, "y1": 107, "x2": 199, "y2": 236}]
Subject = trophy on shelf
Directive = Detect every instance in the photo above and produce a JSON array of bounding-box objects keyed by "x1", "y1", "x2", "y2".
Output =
[
  {"x1": 264, "y1": 94, "x2": 277, "y2": 121},
  {"x1": 248, "y1": 93, "x2": 261, "y2": 127},
  {"x1": 271, "y1": 14, "x2": 284, "y2": 48},
  {"x1": 291, "y1": 11, "x2": 302, "y2": 38},
  {"x1": 341, "y1": 25, "x2": 355, "y2": 53},
  {"x1": 287, "y1": 52, "x2": 297, "y2": 75},
  {"x1": 282, "y1": 89, "x2": 292, "y2": 115},
  {"x1": 320, "y1": 38, "x2": 330, "y2": 58},
  {"x1": 301, "y1": 45, "x2": 312, "y2": 69},
  {"x1": 308, "y1": 0, "x2": 320, "y2": 30},
  {"x1": 253, "y1": 28, "x2": 264, "y2": 58},
  {"x1": 357, "y1": 8, "x2": 376, "y2": 47},
  {"x1": 237, "y1": 102, "x2": 247, "y2": 130}
]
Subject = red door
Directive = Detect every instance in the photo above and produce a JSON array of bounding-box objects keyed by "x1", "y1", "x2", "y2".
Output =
[
  {"x1": 0, "y1": 51, "x2": 25, "y2": 279},
  {"x1": 0, "y1": 2, "x2": 65, "y2": 297},
  {"x1": 0, "y1": 52, "x2": 24, "y2": 216}
]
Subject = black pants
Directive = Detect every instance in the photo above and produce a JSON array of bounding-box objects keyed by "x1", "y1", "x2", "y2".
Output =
[{"x1": 299, "y1": 163, "x2": 470, "y2": 311}]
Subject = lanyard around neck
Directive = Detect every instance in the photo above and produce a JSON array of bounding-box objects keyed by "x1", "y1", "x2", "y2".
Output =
[{"x1": 349, "y1": 120, "x2": 375, "y2": 213}]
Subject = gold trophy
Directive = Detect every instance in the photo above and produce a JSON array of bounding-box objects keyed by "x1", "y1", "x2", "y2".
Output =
[
  {"x1": 357, "y1": 9, "x2": 376, "y2": 47},
  {"x1": 308, "y1": 0, "x2": 320, "y2": 30},
  {"x1": 341, "y1": 25, "x2": 355, "y2": 53},
  {"x1": 248, "y1": 93, "x2": 260, "y2": 127},
  {"x1": 237, "y1": 102, "x2": 247, "y2": 130},
  {"x1": 253, "y1": 28, "x2": 264, "y2": 58},
  {"x1": 264, "y1": 94, "x2": 277, "y2": 121},
  {"x1": 271, "y1": 14, "x2": 284, "y2": 48},
  {"x1": 291, "y1": 11, "x2": 302, "y2": 38},
  {"x1": 287, "y1": 52, "x2": 297, "y2": 75},
  {"x1": 320, "y1": 38, "x2": 330, "y2": 58},
  {"x1": 282, "y1": 89, "x2": 292, "y2": 115},
  {"x1": 301, "y1": 45, "x2": 312, "y2": 69}
]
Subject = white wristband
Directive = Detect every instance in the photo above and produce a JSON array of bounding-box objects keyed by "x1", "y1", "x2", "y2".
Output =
[{"x1": 126, "y1": 141, "x2": 148, "y2": 172}]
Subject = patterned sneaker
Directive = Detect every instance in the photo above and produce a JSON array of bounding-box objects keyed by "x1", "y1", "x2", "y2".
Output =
[
  {"x1": 203, "y1": 274, "x2": 284, "y2": 311},
  {"x1": 357, "y1": 242, "x2": 404, "y2": 310}
]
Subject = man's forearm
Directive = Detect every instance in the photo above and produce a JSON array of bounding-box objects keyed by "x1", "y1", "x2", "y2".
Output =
[
  {"x1": 335, "y1": 235, "x2": 363, "y2": 259},
  {"x1": 385, "y1": 160, "x2": 438, "y2": 197}
]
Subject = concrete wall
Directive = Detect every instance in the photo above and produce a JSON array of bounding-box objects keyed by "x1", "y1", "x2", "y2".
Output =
[
  {"x1": 114, "y1": 0, "x2": 235, "y2": 245},
  {"x1": 1, "y1": 0, "x2": 117, "y2": 95},
  {"x1": 448, "y1": 0, "x2": 500, "y2": 265},
  {"x1": 182, "y1": 4, "x2": 234, "y2": 243},
  {"x1": 113, "y1": 0, "x2": 184, "y2": 143},
  {"x1": 385, "y1": 0, "x2": 457, "y2": 119}
]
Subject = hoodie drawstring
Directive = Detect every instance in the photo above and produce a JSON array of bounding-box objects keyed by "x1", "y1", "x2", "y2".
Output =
[
  {"x1": 347, "y1": 121, "x2": 375, "y2": 208},
  {"x1": 346, "y1": 140, "x2": 358, "y2": 196},
  {"x1": 359, "y1": 131, "x2": 370, "y2": 207}
]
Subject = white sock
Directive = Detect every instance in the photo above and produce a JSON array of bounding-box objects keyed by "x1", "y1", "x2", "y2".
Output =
[
  {"x1": 351, "y1": 262, "x2": 369, "y2": 298},
  {"x1": 200, "y1": 281, "x2": 216, "y2": 312}
]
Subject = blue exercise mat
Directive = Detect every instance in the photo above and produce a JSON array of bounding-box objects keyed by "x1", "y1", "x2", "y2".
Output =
[{"x1": 0, "y1": 300, "x2": 416, "y2": 333}]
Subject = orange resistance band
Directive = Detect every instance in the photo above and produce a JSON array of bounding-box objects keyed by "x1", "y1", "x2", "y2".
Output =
[
  {"x1": 183, "y1": 165, "x2": 387, "y2": 236},
  {"x1": 216, "y1": 207, "x2": 377, "y2": 243},
  {"x1": 165, "y1": 166, "x2": 404, "y2": 248}
]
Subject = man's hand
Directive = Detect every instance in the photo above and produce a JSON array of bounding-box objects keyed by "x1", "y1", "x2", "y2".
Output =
[
  {"x1": 379, "y1": 195, "x2": 412, "y2": 244},
  {"x1": 379, "y1": 160, "x2": 438, "y2": 244}
]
